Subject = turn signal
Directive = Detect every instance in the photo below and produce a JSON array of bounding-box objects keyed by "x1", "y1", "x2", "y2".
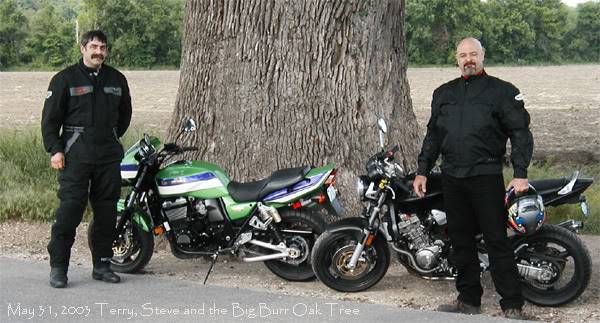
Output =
[
  {"x1": 153, "y1": 226, "x2": 165, "y2": 235},
  {"x1": 365, "y1": 233, "x2": 375, "y2": 247},
  {"x1": 317, "y1": 193, "x2": 326, "y2": 204}
]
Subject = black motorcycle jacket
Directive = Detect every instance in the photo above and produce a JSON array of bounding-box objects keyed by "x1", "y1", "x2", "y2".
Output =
[
  {"x1": 417, "y1": 71, "x2": 533, "y2": 179},
  {"x1": 41, "y1": 59, "x2": 132, "y2": 163}
]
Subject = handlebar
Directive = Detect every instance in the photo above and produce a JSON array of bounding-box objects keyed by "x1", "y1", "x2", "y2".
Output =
[{"x1": 162, "y1": 143, "x2": 199, "y2": 153}]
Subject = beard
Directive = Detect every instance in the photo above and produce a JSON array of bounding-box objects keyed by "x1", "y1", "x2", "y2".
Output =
[{"x1": 462, "y1": 63, "x2": 478, "y2": 75}]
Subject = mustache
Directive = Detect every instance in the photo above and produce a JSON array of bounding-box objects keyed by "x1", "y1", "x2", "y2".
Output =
[{"x1": 91, "y1": 54, "x2": 105, "y2": 60}]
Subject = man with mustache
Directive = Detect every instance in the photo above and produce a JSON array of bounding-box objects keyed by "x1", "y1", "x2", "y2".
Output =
[
  {"x1": 41, "y1": 30, "x2": 132, "y2": 288},
  {"x1": 413, "y1": 37, "x2": 533, "y2": 320}
]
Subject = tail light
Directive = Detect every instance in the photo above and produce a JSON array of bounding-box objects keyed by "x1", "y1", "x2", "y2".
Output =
[{"x1": 324, "y1": 169, "x2": 337, "y2": 186}]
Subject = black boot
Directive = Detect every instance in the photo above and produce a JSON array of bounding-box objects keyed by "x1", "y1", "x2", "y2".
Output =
[
  {"x1": 49, "y1": 267, "x2": 68, "y2": 288},
  {"x1": 437, "y1": 299, "x2": 481, "y2": 315},
  {"x1": 92, "y1": 261, "x2": 120, "y2": 283}
]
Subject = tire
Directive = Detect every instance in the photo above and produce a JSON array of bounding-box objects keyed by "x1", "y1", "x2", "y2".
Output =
[
  {"x1": 311, "y1": 229, "x2": 390, "y2": 292},
  {"x1": 513, "y1": 224, "x2": 591, "y2": 306},
  {"x1": 88, "y1": 212, "x2": 154, "y2": 273},
  {"x1": 263, "y1": 209, "x2": 326, "y2": 282}
]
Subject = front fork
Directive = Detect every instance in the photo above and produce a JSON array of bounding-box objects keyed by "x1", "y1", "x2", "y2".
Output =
[
  {"x1": 114, "y1": 165, "x2": 148, "y2": 241},
  {"x1": 346, "y1": 190, "x2": 387, "y2": 270}
]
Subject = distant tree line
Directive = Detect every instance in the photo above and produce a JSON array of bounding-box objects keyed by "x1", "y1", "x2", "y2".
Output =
[
  {"x1": 0, "y1": 0, "x2": 184, "y2": 69},
  {"x1": 406, "y1": 0, "x2": 600, "y2": 64},
  {"x1": 0, "y1": 0, "x2": 598, "y2": 70}
]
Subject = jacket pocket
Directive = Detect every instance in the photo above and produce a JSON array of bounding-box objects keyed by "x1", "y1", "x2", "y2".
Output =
[{"x1": 104, "y1": 86, "x2": 122, "y2": 125}]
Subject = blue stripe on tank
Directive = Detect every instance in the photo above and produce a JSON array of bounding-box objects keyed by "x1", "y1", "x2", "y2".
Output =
[{"x1": 159, "y1": 172, "x2": 216, "y2": 186}]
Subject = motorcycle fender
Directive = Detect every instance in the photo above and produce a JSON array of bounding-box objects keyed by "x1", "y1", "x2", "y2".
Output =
[
  {"x1": 131, "y1": 209, "x2": 152, "y2": 233},
  {"x1": 325, "y1": 217, "x2": 388, "y2": 240}
]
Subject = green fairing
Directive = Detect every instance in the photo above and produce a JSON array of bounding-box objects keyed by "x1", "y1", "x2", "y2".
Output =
[
  {"x1": 222, "y1": 195, "x2": 256, "y2": 221},
  {"x1": 156, "y1": 160, "x2": 231, "y2": 198},
  {"x1": 116, "y1": 198, "x2": 151, "y2": 233},
  {"x1": 132, "y1": 210, "x2": 152, "y2": 232},
  {"x1": 305, "y1": 164, "x2": 335, "y2": 177},
  {"x1": 121, "y1": 136, "x2": 161, "y2": 167}
]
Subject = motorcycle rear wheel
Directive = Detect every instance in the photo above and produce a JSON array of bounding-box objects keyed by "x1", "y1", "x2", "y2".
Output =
[
  {"x1": 263, "y1": 209, "x2": 326, "y2": 282},
  {"x1": 311, "y1": 230, "x2": 390, "y2": 292},
  {"x1": 87, "y1": 212, "x2": 154, "y2": 273},
  {"x1": 514, "y1": 224, "x2": 591, "y2": 306}
]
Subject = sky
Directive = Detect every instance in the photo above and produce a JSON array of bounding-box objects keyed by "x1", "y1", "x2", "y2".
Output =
[{"x1": 561, "y1": 0, "x2": 595, "y2": 7}]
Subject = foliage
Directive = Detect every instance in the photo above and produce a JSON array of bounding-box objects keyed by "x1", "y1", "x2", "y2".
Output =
[
  {"x1": 0, "y1": 0, "x2": 28, "y2": 68},
  {"x1": 406, "y1": 0, "x2": 600, "y2": 65},
  {"x1": 1, "y1": 0, "x2": 184, "y2": 70},
  {"x1": 1, "y1": 0, "x2": 599, "y2": 69},
  {"x1": 564, "y1": 2, "x2": 600, "y2": 61}
]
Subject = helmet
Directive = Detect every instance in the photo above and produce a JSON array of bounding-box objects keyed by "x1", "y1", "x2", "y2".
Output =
[{"x1": 505, "y1": 186, "x2": 545, "y2": 235}]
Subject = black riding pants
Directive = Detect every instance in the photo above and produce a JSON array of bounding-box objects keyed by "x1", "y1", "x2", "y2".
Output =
[
  {"x1": 47, "y1": 161, "x2": 120, "y2": 268},
  {"x1": 441, "y1": 173, "x2": 524, "y2": 310}
]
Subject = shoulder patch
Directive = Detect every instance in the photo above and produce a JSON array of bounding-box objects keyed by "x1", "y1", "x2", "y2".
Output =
[
  {"x1": 514, "y1": 93, "x2": 524, "y2": 101},
  {"x1": 46, "y1": 91, "x2": 52, "y2": 99}
]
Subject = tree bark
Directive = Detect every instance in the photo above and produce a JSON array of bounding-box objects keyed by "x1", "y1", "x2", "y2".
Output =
[{"x1": 171, "y1": 0, "x2": 421, "y2": 211}]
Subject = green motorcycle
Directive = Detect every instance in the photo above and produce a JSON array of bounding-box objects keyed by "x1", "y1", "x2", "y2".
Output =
[{"x1": 88, "y1": 119, "x2": 343, "y2": 281}]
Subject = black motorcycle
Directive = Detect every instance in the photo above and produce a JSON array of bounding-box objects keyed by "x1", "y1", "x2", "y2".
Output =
[{"x1": 311, "y1": 119, "x2": 593, "y2": 306}]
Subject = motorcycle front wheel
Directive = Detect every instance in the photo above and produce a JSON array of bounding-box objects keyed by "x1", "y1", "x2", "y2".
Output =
[
  {"x1": 87, "y1": 212, "x2": 154, "y2": 273},
  {"x1": 311, "y1": 229, "x2": 390, "y2": 292},
  {"x1": 263, "y1": 209, "x2": 326, "y2": 282},
  {"x1": 514, "y1": 224, "x2": 591, "y2": 306}
]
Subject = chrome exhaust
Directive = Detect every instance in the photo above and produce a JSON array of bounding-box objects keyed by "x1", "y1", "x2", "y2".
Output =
[
  {"x1": 517, "y1": 263, "x2": 553, "y2": 281},
  {"x1": 557, "y1": 220, "x2": 584, "y2": 232},
  {"x1": 390, "y1": 244, "x2": 438, "y2": 274}
]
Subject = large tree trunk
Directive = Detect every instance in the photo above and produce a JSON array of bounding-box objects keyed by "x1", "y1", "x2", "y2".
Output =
[{"x1": 171, "y1": 0, "x2": 421, "y2": 212}]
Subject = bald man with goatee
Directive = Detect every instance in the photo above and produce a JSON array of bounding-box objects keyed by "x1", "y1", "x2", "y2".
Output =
[{"x1": 413, "y1": 37, "x2": 533, "y2": 320}]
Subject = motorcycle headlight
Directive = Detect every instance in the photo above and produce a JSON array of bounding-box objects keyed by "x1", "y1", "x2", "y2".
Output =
[{"x1": 356, "y1": 175, "x2": 369, "y2": 198}]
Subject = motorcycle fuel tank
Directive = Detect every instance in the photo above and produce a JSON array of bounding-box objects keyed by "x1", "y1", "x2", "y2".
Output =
[{"x1": 156, "y1": 160, "x2": 230, "y2": 198}]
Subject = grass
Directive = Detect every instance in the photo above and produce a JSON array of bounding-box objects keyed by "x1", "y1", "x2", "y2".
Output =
[
  {"x1": 0, "y1": 127, "x2": 154, "y2": 222},
  {"x1": 1, "y1": 128, "x2": 599, "y2": 234}
]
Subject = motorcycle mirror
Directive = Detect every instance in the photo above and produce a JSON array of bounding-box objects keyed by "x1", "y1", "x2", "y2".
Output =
[
  {"x1": 377, "y1": 118, "x2": 387, "y2": 149},
  {"x1": 183, "y1": 118, "x2": 198, "y2": 132}
]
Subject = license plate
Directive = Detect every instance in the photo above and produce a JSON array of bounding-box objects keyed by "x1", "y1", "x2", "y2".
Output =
[{"x1": 327, "y1": 185, "x2": 337, "y2": 201}]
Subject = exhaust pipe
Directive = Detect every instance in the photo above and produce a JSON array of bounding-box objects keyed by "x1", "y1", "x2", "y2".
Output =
[{"x1": 557, "y1": 220, "x2": 583, "y2": 232}]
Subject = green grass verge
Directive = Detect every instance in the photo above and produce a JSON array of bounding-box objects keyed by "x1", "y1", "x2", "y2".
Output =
[
  {"x1": 1, "y1": 128, "x2": 599, "y2": 234},
  {"x1": 0, "y1": 126, "x2": 156, "y2": 222}
]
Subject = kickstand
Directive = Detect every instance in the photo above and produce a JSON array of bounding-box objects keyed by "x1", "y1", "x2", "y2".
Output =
[{"x1": 203, "y1": 249, "x2": 220, "y2": 285}]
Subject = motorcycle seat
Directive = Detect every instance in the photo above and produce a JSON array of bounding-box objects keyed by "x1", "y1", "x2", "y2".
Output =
[
  {"x1": 227, "y1": 166, "x2": 311, "y2": 202},
  {"x1": 529, "y1": 178, "x2": 568, "y2": 194}
]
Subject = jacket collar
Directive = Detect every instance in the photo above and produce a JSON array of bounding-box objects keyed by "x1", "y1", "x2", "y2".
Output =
[
  {"x1": 78, "y1": 58, "x2": 103, "y2": 77},
  {"x1": 458, "y1": 69, "x2": 490, "y2": 98}
]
